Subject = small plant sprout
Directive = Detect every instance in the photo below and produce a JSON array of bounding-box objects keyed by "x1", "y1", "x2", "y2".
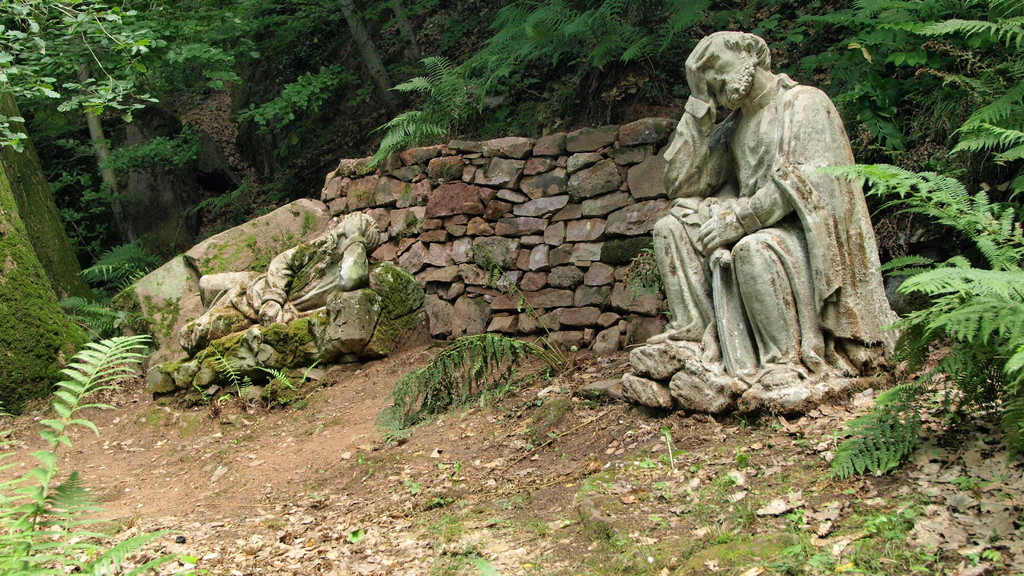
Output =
[{"x1": 661, "y1": 426, "x2": 676, "y2": 471}]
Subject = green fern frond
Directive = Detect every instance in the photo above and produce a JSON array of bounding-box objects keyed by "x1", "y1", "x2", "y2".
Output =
[
  {"x1": 920, "y1": 17, "x2": 1024, "y2": 49},
  {"x1": 380, "y1": 333, "x2": 560, "y2": 430},
  {"x1": 833, "y1": 381, "x2": 926, "y2": 479},
  {"x1": 80, "y1": 240, "x2": 160, "y2": 295}
]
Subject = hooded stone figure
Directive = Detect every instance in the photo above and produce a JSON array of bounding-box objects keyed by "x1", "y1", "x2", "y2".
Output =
[
  {"x1": 178, "y1": 212, "x2": 382, "y2": 355},
  {"x1": 624, "y1": 31, "x2": 897, "y2": 413}
]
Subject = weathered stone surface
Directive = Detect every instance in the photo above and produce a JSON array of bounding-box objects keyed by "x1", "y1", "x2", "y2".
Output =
[
  {"x1": 185, "y1": 198, "x2": 330, "y2": 276},
  {"x1": 622, "y1": 316, "x2": 664, "y2": 347},
  {"x1": 598, "y1": 311, "x2": 620, "y2": 327},
  {"x1": 568, "y1": 159, "x2": 622, "y2": 201},
  {"x1": 419, "y1": 265, "x2": 460, "y2": 283},
  {"x1": 574, "y1": 286, "x2": 610, "y2": 308},
  {"x1": 585, "y1": 262, "x2": 616, "y2": 286},
  {"x1": 565, "y1": 219, "x2": 606, "y2": 242},
  {"x1": 553, "y1": 203, "x2": 583, "y2": 222},
  {"x1": 520, "y1": 168, "x2": 568, "y2": 199},
  {"x1": 419, "y1": 229, "x2": 448, "y2": 243},
  {"x1": 346, "y1": 176, "x2": 404, "y2": 210},
  {"x1": 458, "y1": 264, "x2": 490, "y2": 286},
  {"x1": 609, "y1": 146, "x2": 648, "y2": 165},
  {"x1": 618, "y1": 117, "x2": 675, "y2": 147},
  {"x1": 559, "y1": 306, "x2": 601, "y2": 327},
  {"x1": 487, "y1": 315, "x2": 519, "y2": 333},
  {"x1": 484, "y1": 199, "x2": 513, "y2": 220},
  {"x1": 426, "y1": 182, "x2": 488, "y2": 218},
  {"x1": 606, "y1": 199, "x2": 668, "y2": 236},
  {"x1": 585, "y1": 190, "x2": 630, "y2": 217},
  {"x1": 466, "y1": 217, "x2": 494, "y2": 236},
  {"x1": 566, "y1": 125, "x2": 618, "y2": 152},
  {"x1": 472, "y1": 236, "x2": 519, "y2": 269},
  {"x1": 524, "y1": 157, "x2": 557, "y2": 175},
  {"x1": 398, "y1": 241, "x2": 429, "y2": 273},
  {"x1": 566, "y1": 152, "x2": 603, "y2": 174},
  {"x1": 521, "y1": 272, "x2": 547, "y2": 292},
  {"x1": 400, "y1": 144, "x2": 444, "y2": 166},
  {"x1": 492, "y1": 288, "x2": 573, "y2": 310},
  {"x1": 482, "y1": 136, "x2": 534, "y2": 159},
  {"x1": 544, "y1": 221, "x2": 566, "y2": 246},
  {"x1": 453, "y1": 296, "x2": 491, "y2": 336},
  {"x1": 526, "y1": 244, "x2": 550, "y2": 271},
  {"x1": 610, "y1": 282, "x2": 661, "y2": 315},
  {"x1": 534, "y1": 132, "x2": 567, "y2": 156},
  {"x1": 621, "y1": 373, "x2": 673, "y2": 409},
  {"x1": 474, "y1": 158, "x2": 525, "y2": 188},
  {"x1": 389, "y1": 207, "x2": 426, "y2": 238},
  {"x1": 520, "y1": 234, "x2": 544, "y2": 246},
  {"x1": 427, "y1": 156, "x2": 466, "y2": 183},
  {"x1": 514, "y1": 195, "x2": 569, "y2": 217},
  {"x1": 424, "y1": 295, "x2": 454, "y2": 338},
  {"x1": 311, "y1": 289, "x2": 381, "y2": 361},
  {"x1": 448, "y1": 140, "x2": 483, "y2": 153},
  {"x1": 629, "y1": 341, "x2": 703, "y2": 381},
  {"x1": 495, "y1": 217, "x2": 546, "y2": 236},
  {"x1": 334, "y1": 156, "x2": 374, "y2": 178},
  {"x1": 391, "y1": 165, "x2": 422, "y2": 182},
  {"x1": 570, "y1": 242, "x2": 604, "y2": 263},
  {"x1": 591, "y1": 327, "x2": 621, "y2": 355},
  {"x1": 600, "y1": 237, "x2": 652, "y2": 265},
  {"x1": 550, "y1": 245, "x2": 573, "y2": 267},
  {"x1": 452, "y1": 237, "x2": 473, "y2": 263},
  {"x1": 424, "y1": 243, "x2": 454, "y2": 267},
  {"x1": 551, "y1": 331, "x2": 586, "y2": 352},
  {"x1": 670, "y1": 370, "x2": 734, "y2": 414},
  {"x1": 397, "y1": 180, "x2": 431, "y2": 208},
  {"x1": 627, "y1": 155, "x2": 669, "y2": 200},
  {"x1": 548, "y1": 266, "x2": 584, "y2": 289},
  {"x1": 321, "y1": 173, "x2": 346, "y2": 202}
]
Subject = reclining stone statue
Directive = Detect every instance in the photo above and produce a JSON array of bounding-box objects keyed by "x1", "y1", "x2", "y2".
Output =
[
  {"x1": 148, "y1": 212, "x2": 424, "y2": 395},
  {"x1": 180, "y1": 212, "x2": 382, "y2": 354},
  {"x1": 622, "y1": 31, "x2": 897, "y2": 414}
]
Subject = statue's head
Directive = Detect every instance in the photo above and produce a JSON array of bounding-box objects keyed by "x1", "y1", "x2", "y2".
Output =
[
  {"x1": 690, "y1": 32, "x2": 771, "y2": 110},
  {"x1": 340, "y1": 212, "x2": 382, "y2": 252}
]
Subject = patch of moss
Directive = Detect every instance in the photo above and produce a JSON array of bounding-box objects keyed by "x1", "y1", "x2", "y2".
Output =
[
  {"x1": 301, "y1": 212, "x2": 317, "y2": 236},
  {"x1": 600, "y1": 237, "x2": 653, "y2": 265},
  {"x1": 370, "y1": 261, "x2": 425, "y2": 320},
  {"x1": 678, "y1": 533, "x2": 799, "y2": 574}
]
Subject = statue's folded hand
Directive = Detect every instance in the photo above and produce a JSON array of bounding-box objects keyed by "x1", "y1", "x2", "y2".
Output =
[{"x1": 696, "y1": 212, "x2": 743, "y2": 254}]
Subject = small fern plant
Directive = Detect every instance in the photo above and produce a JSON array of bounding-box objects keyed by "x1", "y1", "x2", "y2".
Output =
[
  {"x1": 827, "y1": 164, "x2": 1024, "y2": 477},
  {"x1": 0, "y1": 335, "x2": 178, "y2": 574},
  {"x1": 379, "y1": 333, "x2": 563, "y2": 431}
]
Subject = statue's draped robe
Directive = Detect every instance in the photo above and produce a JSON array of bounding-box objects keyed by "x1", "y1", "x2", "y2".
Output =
[{"x1": 657, "y1": 74, "x2": 895, "y2": 377}]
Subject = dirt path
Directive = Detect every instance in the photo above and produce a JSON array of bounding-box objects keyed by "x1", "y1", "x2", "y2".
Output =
[{"x1": 4, "y1": 345, "x2": 1023, "y2": 575}]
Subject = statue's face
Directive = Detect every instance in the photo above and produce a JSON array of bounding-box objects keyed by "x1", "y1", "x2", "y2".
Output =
[{"x1": 703, "y1": 45, "x2": 756, "y2": 110}]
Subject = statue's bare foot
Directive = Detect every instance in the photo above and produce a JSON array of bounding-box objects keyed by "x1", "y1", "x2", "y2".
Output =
[{"x1": 646, "y1": 322, "x2": 704, "y2": 344}]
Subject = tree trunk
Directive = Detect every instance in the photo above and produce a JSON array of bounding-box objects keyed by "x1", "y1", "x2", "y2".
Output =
[
  {"x1": 339, "y1": 0, "x2": 399, "y2": 113},
  {"x1": 391, "y1": 0, "x2": 422, "y2": 63},
  {"x1": 0, "y1": 123, "x2": 87, "y2": 412},
  {"x1": 0, "y1": 93, "x2": 93, "y2": 299},
  {"x1": 77, "y1": 64, "x2": 132, "y2": 242}
]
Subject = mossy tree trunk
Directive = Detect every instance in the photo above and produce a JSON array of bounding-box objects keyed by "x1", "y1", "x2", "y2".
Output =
[
  {"x1": 0, "y1": 122, "x2": 88, "y2": 412},
  {"x1": 340, "y1": 0, "x2": 399, "y2": 113},
  {"x1": 0, "y1": 93, "x2": 93, "y2": 299}
]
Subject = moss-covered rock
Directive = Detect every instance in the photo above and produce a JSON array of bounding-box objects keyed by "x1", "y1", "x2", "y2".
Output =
[
  {"x1": 600, "y1": 236, "x2": 653, "y2": 265},
  {"x1": 0, "y1": 153, "x2": 88, "y2": 412}
]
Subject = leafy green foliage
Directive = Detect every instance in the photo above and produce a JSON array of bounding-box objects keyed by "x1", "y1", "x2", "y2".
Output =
[
  {"x1": 0, "y1": 335, "x2": 177, "y2": 574},
  {"x1": 59, "y1": 296, "x2": 145, "y2": 340},
  {"x1": 238, "y1": 65, "x2": 355, "y2": 135},
  {"x1": 624, "y1": 246, "x2": 662, "y2": 299},
  {"x1": 100, "y1": 126, "x2": 201, "y2": 173},
  {"x1": 832, "y1": 384, "x2": 924, "y2": 478},
  {"x1": 80, "y1": 240, "x2": 161, "y2": 297},
  {"x1": 829, "y1": 164, "x2": 1024, "y2": 474},
  {"x1": 379, "y1": 334, "x2": 562, "y2": 430}
]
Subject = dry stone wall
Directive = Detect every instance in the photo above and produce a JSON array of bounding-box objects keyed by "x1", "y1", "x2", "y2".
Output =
[{"x1": 320, "y1": 118, "x2": 679, "y2": 354}]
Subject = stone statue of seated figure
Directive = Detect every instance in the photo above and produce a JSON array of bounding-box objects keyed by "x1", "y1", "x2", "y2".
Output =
[
  {"x1": 179, "y1": 212, "x2": 382, "y2": 355},
  {"x1": 622, "y1": 32, "x2": 897, "y2": 414}
]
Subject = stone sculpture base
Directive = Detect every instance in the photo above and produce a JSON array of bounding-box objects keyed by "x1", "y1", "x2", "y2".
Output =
[{"x1": 623, "y1": 341, "x2": 873, "y2": 414}]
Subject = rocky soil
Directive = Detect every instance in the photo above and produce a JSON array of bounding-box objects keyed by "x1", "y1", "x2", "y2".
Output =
[{"x1": 3, "y1": 341, "x2": 1023, "y2": 576}]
